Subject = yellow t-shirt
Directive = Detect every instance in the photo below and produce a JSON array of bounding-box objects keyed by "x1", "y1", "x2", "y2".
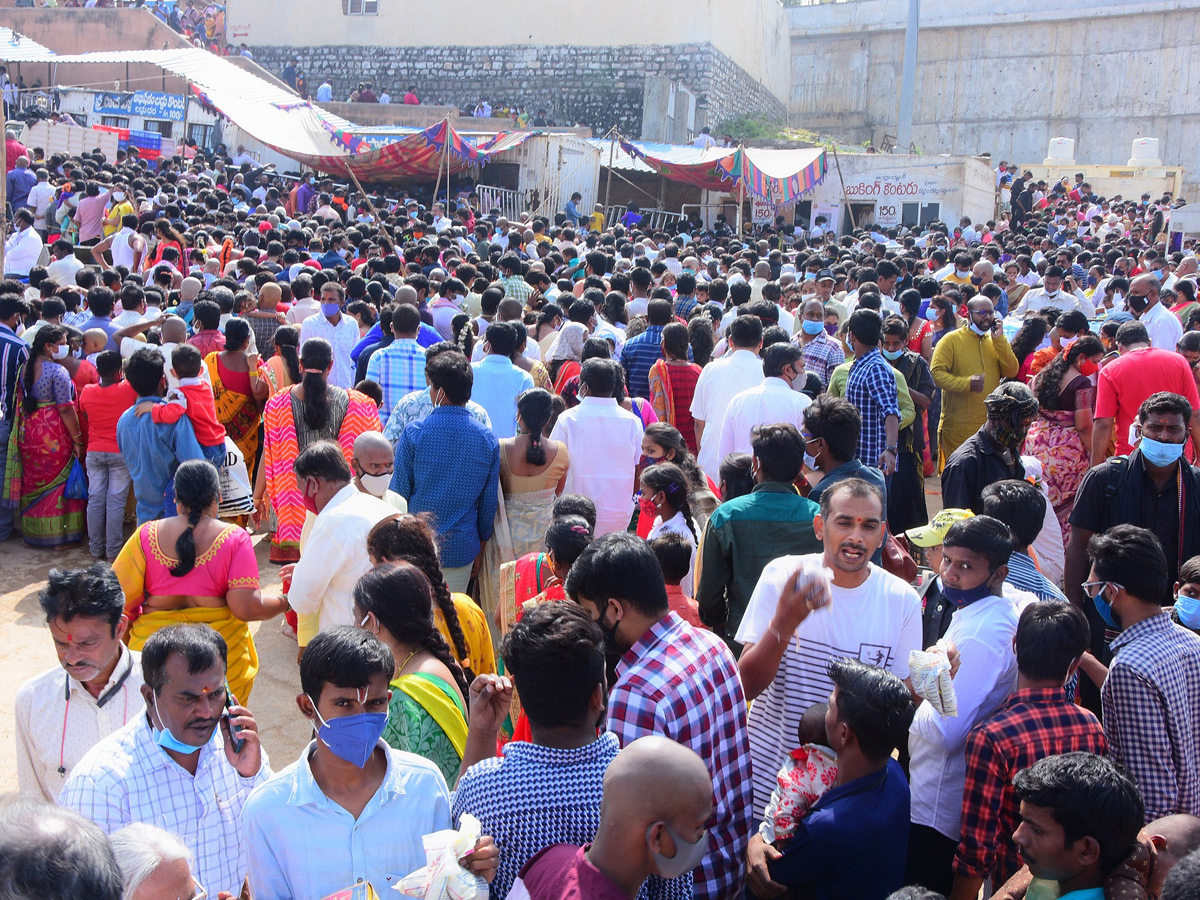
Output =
[
  {"x1": 104, "y1": 200, "x2": 135, "y2": 237},
  {"x1": 588, "y1": 211, "x2": 605, "y2": 232}
]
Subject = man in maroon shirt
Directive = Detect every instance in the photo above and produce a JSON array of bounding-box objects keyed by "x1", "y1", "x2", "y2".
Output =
[{"x1": 512, "y1": 736, "x2": 712, "y2": 900}]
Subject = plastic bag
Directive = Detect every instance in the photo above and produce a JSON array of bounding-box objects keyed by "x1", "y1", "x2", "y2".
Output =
[
  {"x1": 216, "y1": 437, "x2": 256, "y2": 519},
  {"x1": 909, "y1": 639, "x2": 958, "y2": 717},
  {"x1": 64, "y1": 459, "x2": 88, "y2": 501},
  {"x1": 395, "y1": 813, "x2": 485, "y2": 900}
]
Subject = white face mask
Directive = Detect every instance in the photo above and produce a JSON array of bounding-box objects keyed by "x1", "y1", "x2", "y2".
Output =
[
  {"x1": 358, "y1": 470, "x2": 392, "y2": 497},
  {"x1": 112, "y1": 191, "x2": 125, "y2": 202}
]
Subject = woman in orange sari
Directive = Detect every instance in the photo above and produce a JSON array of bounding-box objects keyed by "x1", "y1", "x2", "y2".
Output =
[
  {"x1": 647, "y1": 322, "x2": 702, "y2": 453},
  {"x1": 254, "y1": 337, "x2": 381, "y2": 563},
  {"x1": 204, "y1": 318, "x2": 268, "y2": 466},
  {"x1": 262, "y1": 325, "x2": 300, "y2": 397}
]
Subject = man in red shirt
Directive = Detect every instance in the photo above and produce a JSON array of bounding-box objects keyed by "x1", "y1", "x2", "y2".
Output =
[
  {"x1": 1092, "y1": 319, "x2": 1200, "y2": 465},
  {"x1": 950, "y1": 602, "x2": 1108, "y2": 900},
  {"x1": 77, "y1": 350, "x2": 138, "y2": 559},
  {"x1": 511, "y1": 736, "x2": 712, "y2": 900}
]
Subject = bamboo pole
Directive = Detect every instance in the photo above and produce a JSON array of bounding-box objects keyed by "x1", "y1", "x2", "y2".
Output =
[
  {"x1": 0, "y1": 102, "x2": 7, "y2": 274},
  {"x1": 343, "y1": 162, "x2": 394, "y2": 248},
  {"x1": 431, "y1": 118, "x2": 447, "y2": 209},
  {"x1": 832, "y1": 146, "x2": 856, "y2": 232}
]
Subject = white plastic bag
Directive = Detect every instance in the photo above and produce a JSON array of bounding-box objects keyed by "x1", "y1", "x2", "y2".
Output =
[
  {"x1": 394, "y1": 813, "x2": 485, "y2": 900},
  {"x1": 216, "y1": 437, "x2": 256, "y2": 519},
  {"x1": 908, "y1": 639, "x2": 958, "y2": 716}
]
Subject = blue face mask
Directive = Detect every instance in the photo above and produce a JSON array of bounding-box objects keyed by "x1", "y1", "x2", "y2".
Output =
[
  {"x1": 321, "y1": 302, "x2": 342, "y2": 318},
  {"x1": 307, "y1": 694, "x2": 389, "y2": 768},
  {"x1": 802, "y1": 319, "x2": 825, "y2": 336},
  {"x1": 804, "y1": 272, "x2": 817, "y2": 282},
  {"x1": 151, "y1": 693, "x2": 206, "y2": 755},
  {"x1": 1154, "y1": 269, "x2": 1166, "y2": 281},
  {"x1": 1092, "y1": 584, "x2": 1120, "y2": 630},
  {"x1": 1174, "y1": 595, "x2": 1200, "y2": 630},
  {"x1": 1139, "y1": 435, "x2": 1185, "y2": 467},
  {"x1": 937, "y1": 575, "x2": 996, "y2": 608},
  {"x1": 882, "y1": 347, "x2": 904, "y2": 361}
]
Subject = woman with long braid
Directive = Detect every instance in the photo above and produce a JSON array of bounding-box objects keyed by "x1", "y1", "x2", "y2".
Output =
[
  {"x1": 366, "y1": 514, "x2": 496, "y2": 680},
  {"x1": 353, "y1": 561, "x2": 469, "y2": 785},
  {"x1": 112, "y1": 460, "x2": 288, "y2": 702}
]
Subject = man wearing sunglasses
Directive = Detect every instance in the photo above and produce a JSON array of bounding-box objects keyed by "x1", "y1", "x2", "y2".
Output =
[{"x1": 1084, "y1": 524, "x2": 1200, "y2": 823}]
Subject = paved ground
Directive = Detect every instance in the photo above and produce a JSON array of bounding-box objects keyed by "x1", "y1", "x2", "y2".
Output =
[{"x1": 0, "y1": 475, "x2": 944, "y2": 793}]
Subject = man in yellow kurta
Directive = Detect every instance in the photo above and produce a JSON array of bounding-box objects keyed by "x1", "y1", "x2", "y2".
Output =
[{"x1": 930, "y1": 296, "x2": 1019, "y2": 471}]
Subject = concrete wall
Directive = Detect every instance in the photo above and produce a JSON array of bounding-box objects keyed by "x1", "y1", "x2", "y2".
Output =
[
  {"x1": 246, "y1": 43, "x2": 786, "y2": 140},
  {"x1": 226, "y1": 0, "x2": 791, "y2": 104},
  {"x1": 788, "y1": 0, "x2": 1200, "y2": 199}
]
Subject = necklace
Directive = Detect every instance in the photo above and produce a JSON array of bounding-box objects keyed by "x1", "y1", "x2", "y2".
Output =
[{"x1": 397, "y1": 648, "x2": 419, "y2": 675}]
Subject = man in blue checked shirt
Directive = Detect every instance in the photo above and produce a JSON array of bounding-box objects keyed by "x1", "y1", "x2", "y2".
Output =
[
  {"x1": 243, "y1": 627, "x2": 498, "y2": 900},
  {"x1": 620, "y1": 298, "x2": 672, "y2": 399},
  {"x1": 366, "y1": 304, "x2": 427, "y2": 429},
  {"x1": 392, "y1": 350, "x2": 499, "y2": 593},
  {"x1": 844, "y1": 309, "x2": 900, "y2": 477}
]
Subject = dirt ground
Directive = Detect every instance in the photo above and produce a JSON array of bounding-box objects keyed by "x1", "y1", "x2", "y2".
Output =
[
  {"x1": 0, "y1": 476, "x2": 944, "y2": 794},
  {"x1": 0, "y1": 532, "x2": 312, "y2": 793}
]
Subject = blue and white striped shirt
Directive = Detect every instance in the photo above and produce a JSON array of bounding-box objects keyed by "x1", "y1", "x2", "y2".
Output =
[{"x1": 0, "y1": 321, "x2": 29, "y2": 421}]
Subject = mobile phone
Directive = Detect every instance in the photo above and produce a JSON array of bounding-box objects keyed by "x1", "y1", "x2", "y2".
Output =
[{"x1": 224, "y1": 686, "x2": 245, "y2": 754}]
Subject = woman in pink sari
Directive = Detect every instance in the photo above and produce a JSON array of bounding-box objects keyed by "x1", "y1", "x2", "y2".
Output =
[
  {"x1": 3, "y1": 326, "x2": 86, "y2": 547},
  {"x1": 1025, "y1": 336, "x2": 1105, "y2": 542}
]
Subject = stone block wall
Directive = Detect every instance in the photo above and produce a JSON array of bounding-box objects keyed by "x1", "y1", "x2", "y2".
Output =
[{"x1": 249, "y1": 42, "x2": 786, "y2": 138}]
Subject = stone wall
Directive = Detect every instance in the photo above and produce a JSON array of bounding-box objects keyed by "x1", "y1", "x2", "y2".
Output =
[{"x1": 248, "y1": 42, "x2": 786, "y2": 139}]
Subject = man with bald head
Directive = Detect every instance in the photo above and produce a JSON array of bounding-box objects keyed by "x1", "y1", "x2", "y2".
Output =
[
  {"x1": 512, "y1": 736, "x2": 713, "y2": 900},
  {"x1": 930, "y1": 295, "x2": 1019, "y2": 469},
  {"x1": 175, "y1": 276, "x2": 202, "y2": 327},
  {"x1": 351, "y1": 428, "x2": 407, "y2": 512},
  {"x1": 1129, "y1": 271, "x2": 1184, "y2": 350},
  {"x1": 248, "y1": 282, "x2": 283, "y2": 357}
]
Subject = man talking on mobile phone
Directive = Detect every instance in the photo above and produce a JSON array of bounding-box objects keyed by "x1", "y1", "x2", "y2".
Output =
[{"x1": 1013, "y1": 265, "x2": 1095, "y2": 317}]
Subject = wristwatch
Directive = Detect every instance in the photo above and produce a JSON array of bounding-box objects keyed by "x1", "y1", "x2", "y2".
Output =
[{"x1": 884, "y1": 445, "x2": 897, "y2": 453}]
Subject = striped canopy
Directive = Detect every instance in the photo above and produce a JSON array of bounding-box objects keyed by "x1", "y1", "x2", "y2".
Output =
[{"x1": 618, "y1": 139, "x2": 827, "y2": 204}]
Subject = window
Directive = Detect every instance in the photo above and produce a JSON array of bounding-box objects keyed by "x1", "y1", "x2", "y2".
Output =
[
  {"x1": 188, "y1": 123, "x2": 216, "y2": 149},
  {"x1": 343, "y1": 0, "x2": 379, "y2": 14},
  {"x1": 142, "y1": 119, "x2": 173, "y2": 138},
  {"x1": 100, "y1": 115, "x2": 129, "y2": 129}
]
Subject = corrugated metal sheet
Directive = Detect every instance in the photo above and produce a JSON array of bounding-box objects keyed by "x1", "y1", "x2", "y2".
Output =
[
  {"x1": 588, "y1": 138, "x2": 715, "y2": 174},
  {"x1": 0, "y1": 27, "x2": 55, "y2": 62}
]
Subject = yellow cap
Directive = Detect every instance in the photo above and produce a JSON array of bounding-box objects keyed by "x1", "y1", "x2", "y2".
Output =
[{"x1": 905, "y1": 509, "x2": 975, "y2": 548}]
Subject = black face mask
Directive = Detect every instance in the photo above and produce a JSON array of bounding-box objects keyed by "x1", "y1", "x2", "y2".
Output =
[
  {"x1": 1128, "y1": 294, "x2": 1150, "y2": 314},
  {"x1": 598, "y1": 610, "x2": 624, "y2": 677}
]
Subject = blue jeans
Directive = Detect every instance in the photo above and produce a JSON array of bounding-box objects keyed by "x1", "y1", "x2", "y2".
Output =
[
  {"x1": 0, "y1": 417, "x2": 13, "y2": 540},
  {"x1": 85, "y1": 451, "x2": 132, "y2": 558}
]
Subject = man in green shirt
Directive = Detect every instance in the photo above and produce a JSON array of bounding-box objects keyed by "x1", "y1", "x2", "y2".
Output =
[{"x1": 696, "y1": 423, "x2": 820, "y2": 652}]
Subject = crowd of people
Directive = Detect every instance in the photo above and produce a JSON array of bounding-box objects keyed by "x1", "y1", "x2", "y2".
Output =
[{"x1": 4, "y1": 134, "x2": 1200, "y2": 900}]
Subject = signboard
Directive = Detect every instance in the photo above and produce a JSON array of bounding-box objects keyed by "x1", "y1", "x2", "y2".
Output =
[
  {"x1": 874, "y1": 202, "x2": 901, "y2": 227},
  {"x1": 812, "y1": 202, "x2": 840, "y2": 235},
  {"x1": 751, "y1": 196, "x2": 775, "y2": 224},
  {"x1": 93, "y1": 91, "x2": 186, "y2": 123}
]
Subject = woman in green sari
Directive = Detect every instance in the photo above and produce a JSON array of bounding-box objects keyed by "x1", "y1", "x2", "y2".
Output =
[{"x1": 353, "y1": 561, "x2": 470, "y2": 785}]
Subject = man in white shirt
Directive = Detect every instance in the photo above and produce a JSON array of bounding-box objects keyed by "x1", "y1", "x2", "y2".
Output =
[
  {"x1": 691, "y1": 315, "x2": 765, "y2": 476},
  {"x1": 4, "y1": 208, "x2": 43, "y2": 277},
  {"x1": 27, "y1": 166, "x2": 56, "y2": 237},
  {"x1": 1012, "y1": 265, "x2": 1094, "y2": 317},
  {"x1": 431, "y1": 203, "x2": 454, "y2": 233},
  {"x1": 550, "y1": 358, "x2": 643, "y2": 537},
  {"x1": 736, "y1": 477, "x2": 922, "y2": 815},
  {"x1": 298, "y1": 281, "x2": 360, "y2": 388},
  {"x1": 715, "y1": 343, "x2": 811, "y2": 464},
  {"x1": 287, "y1": 442, "x2": 396, "y2": 642},
  {"x1": 694, "y1": 126, "x2": 716, "y2": 149},
  {"x1": 316, "y1": 80, "x2": 333, "y2": 103},
  {"x1": 471, "y1": 322, "x2": 535, "y2": 439},
  {"x1": 1128, "y1": 272, "x2": 1184, "y2": 351},
  {"x1": 906, "y1": 515, "x2": 1023, "y2": 896},
  {"x1": 16, "y1": 564, "x2": 145, "y2": 803},
  {"x1": 61, "y1": 624, "x2": 271, "y2": 899},
  {"x1": 242, "y1": 627, "x2": 497, "y2": 900},
  {"x1": 285, "y1": 274, "x2": 320, "y2": 325},
  {"x1": 230, "y1": 145, "x2": 256, "y2": 168},
  {"x1": 46, "y1": 238, "x2": 84, "y2": 283}
]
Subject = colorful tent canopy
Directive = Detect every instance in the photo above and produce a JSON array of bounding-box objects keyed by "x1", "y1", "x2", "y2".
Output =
[
  {"x1": 617, "y1": 139, "x2": 827, "y2": 203},
  {"x1": 285, "y1": 119, "x2": 534, "y2": 181}
]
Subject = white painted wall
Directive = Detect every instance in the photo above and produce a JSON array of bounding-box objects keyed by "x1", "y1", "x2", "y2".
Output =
[
  {"x1": 788, "y1": 0, "x2": 1200, "y2": 199},
  {"x1": 225, "y1": 0, "x2": 791, "y2": 103}
]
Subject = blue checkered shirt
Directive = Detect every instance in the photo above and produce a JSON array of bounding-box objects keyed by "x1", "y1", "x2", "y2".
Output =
[
  {"x1": 382, "y1": 387, "x2": 491, "y2": 445},
  {"x1": 620, "y1": 324, "x2": 665, "y2": 398},
  {"x1": 1103, "y1": 613, "x2": 1200, "y2": 820},
  {"x1": 365, "y1": 338, "x2": 426, "y2": 428},
  {"x1": 674, "y1": 294, "x2": 698, "y2": 319},
  {"x1": 794, "y1": 330, "x2": 847, "y2": 389},
  {"x1": 846, "y1": 348, "x2": 901, "y2": 464}
]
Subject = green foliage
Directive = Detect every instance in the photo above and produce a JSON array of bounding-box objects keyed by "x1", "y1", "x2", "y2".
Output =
[{"x1": 715, "y1": 116, "x2": 784, "y2": 142}]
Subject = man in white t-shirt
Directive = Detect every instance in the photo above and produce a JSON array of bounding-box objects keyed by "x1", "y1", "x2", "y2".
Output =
[{"x1": 736, "y1": 477, "x2": 922, "y2": 814}]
